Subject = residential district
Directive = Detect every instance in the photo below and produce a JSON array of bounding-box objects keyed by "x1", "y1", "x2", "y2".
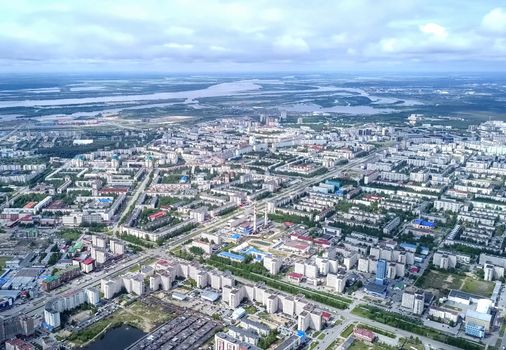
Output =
[{"x1": 3, "y1": 114, "x2": 506, "y2": 350}]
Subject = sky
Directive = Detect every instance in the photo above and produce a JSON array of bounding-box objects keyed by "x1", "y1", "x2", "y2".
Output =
[{"x1": 1, "y1": 0, "x2": 506, "y2": 73}]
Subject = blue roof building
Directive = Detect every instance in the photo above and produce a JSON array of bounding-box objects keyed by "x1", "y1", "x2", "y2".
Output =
[
  {"x1": 413, "y1": 218, "x2": 435, "y2": 229},
  {"x1": 364, "y1": 282, "x2": 387, "y2": 298},
  {"x1": 217, "y1": 251, "x2": 245, "y2": 263},
  {"x1": 465, "y1": 323, "x2": 485, "y2": 338},
  {"x1": 325, "y1": 179, "x2": 341, "y2": 188},
  {"x1": 376, "y1": 259, "x2": 387, "y2": 285}
]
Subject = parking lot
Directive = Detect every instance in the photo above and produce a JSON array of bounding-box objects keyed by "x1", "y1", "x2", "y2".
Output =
[{"x1": 128, "y1": 311, "x2": 220, "y2": 350}]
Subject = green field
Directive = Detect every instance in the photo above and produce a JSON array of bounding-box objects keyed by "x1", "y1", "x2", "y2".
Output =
[
  {"x1": 461, "y1": 278, "x2": 496, "y2": 297},
  {"x1": 341, "y1": 323, "x2": 356, "y2": 338},
  {"x1": 58, "y1": 229, "x2": 82, "y2": 242},
  {"x1": 0, "y1": 256, "x2": 13, "y2": 274},
  {"x1": 416, "y1": 270, "x2": 494, "y2": 297},
  {"x1": 349, "y1": 340, "x2": 397, "y2": 350},
  {"x1": 352, "y1": 304, "x2": 484, "y2": 350}
]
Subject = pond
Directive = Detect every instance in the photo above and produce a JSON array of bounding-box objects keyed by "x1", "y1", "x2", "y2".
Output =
[{"x1": 82, "y1": 324, "x2": 145, "y2": 350}]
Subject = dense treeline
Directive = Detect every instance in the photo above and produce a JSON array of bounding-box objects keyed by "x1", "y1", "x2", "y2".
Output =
[
  {"x1": 36, "y1": 140, "x2": 117, "y2": 158},
  {"x1": 268, "y1": 213, "x2": 316, "y2": 227},
  {"x1": 352, "y1": 304, "x2": 484, "y2": 350}
]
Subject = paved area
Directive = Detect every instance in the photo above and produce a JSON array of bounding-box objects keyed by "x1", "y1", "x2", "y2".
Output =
[{"x1": 127, "y1": 311, "x2": 220, "y2": 350}]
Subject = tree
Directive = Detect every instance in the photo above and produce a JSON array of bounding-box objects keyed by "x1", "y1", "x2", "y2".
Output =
[
  {"x1": 189, "y1": 246, "x2": 205, "y2": 255},
  {"x1": 258, "y1": 330, "x2": 279, "y2": 349}
]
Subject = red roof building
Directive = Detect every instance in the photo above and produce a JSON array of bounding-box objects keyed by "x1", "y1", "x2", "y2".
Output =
[
  {"x1": 409, "y1": 266, "x2": 420, "y2": 273},
  {"x1": 23, "y1": 201, "x2": 37, "y2": 209},
  {"x1": 99, "y1": 187, "x2": 128, "y2": 194},
  {"x1": 321, "y1": 311, "x2": 331, "y2": 321},
  {"x1": 5, "y1": 338, "x2": 35, "y2": 350},
  {"x1": 353, "y1": 328, "x2": 376, "y2": 342},
  {"x1": 288, "y1": 272, "x2": 304, "y2": 283},
  {"x1": 82, "y1": 258, "x2": 94, "y2": 265},
  {"x1": 313, "y1": 238, "x2": 330, "y2": 247},
  {"x1": 148, "y1": 211, "x2": 166, "y2": 221}
]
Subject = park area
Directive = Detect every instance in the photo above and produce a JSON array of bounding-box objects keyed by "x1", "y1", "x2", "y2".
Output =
[
  {"x1": 348, "y1": 339, "x2": 423, "y2": 350},
  {"x1": 65, "y1": 298, "x2": 173, "y2": 347},
  {"x1": 416, "y1": 269, "x2": 495, "y2": 297}
]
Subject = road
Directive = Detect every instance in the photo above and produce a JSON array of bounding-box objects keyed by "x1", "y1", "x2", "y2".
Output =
[
  {"x1": 4, "y1": 253, "x2": 150, "y2": 318},
  {"x1": 113, "y1": 168, "x2": 153, "y2": 232},
  {"x1": 0, "y1": 124, "x2": 23, "y2": 142}
]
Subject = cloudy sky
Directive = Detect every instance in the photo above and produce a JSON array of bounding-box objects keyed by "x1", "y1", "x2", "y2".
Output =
[{"x1": 1, "y1": 0, "x2": 506, "y2": 72}]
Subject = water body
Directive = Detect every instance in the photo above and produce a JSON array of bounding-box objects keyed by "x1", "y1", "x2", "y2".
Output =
[
  {"x1": 82, "y1": 325, "x2": 146, "y2": 350},
  {"x1": 280, "y1": 102, "x2": 396, "y2": 115},
  {"x1": 0, "y1": 81, "x2": 262, "y2": 108}
]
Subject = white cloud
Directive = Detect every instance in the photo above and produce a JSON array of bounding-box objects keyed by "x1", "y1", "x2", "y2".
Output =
[
  {"x1": 165, "y1": 26, "x2": 195, "y2": 37},
  {"x1": 380, "y1": 38, "x2": 398, "y2": 53},
  {"x1": 1, "y1": 0, "x2": 506, "y2": 71},
  {"x1": 419, "y1": 23, "x2": 448, "y2": 39},
  {"x1": 273, "y1": 35, "x2": 310, "y2": 54},
  {"x1": 331, "y1": 33, "x2": 348, "y2": 45},
  {"x1": 164, "y1": 43, "x2": 194, "y2": 50},
  {"x1": 482, "y1": 7, "x2": 506, "y2": 33}
]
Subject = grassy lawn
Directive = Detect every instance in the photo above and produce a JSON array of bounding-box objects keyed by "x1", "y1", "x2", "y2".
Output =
[
  {"x1": 357, "y1": 324, "x2": 395, "y2": 338},
  {"x1": 416, "y1": 270, "x2": 464, "y2": 290},
  {"x1": 257, "y1": 311, "x2": 271, "y2": 320},
  {"x1": 309, "y1": 341, "x2": 319, "y2": 350},
  {"x1": 461, "y1": 278, "x2": 495, "y2": 297},
  {"x1": 349, "y1": 342, "x2": 370, "y2": 350},
  {"x1": 58, "y1": 229, "x2": 82, "y2": 242},
  {"x1": 0, "y1": 256, "x2": 12, "y2": 265},
  {"x1": 399, "y1": 338, "x2": 424, "y2": 350},
  {"x1": 0, "y1": 256, "x2": 12, "y2": 274},
  {"x1": 244, "y1": 305, "x2": 258, "y2": 314},
  {"x1": 128, "y1": 257, "x2": 157, "y2": 272},
  {"x1": 416, "y1": 270, "x2": 494, "y2": 297},
  {"x1": 351, "y1": 304, "x2": 484, "y2": 350},
  {"x1": 349, "y1": 341, "x2": 397, "y2": 350},
  {"x1": 341, "y1": 323, "x2": 356, "y2": 338},
  {"x1": 325, "y1": 339, "x2": 341, "y2": 350}
]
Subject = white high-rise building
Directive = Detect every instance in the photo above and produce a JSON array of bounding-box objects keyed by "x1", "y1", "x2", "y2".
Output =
[{"x1": 263, "y1": 256, "x2": 282, "y2": 275}]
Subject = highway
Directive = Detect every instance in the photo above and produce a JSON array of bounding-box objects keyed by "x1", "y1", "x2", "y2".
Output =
[
  {"x1": 5, "y1": 253, "x2": 150, "y2": 318},
  {"x1": 114, "y1": 168, "x2": 153, "y2": 232}
]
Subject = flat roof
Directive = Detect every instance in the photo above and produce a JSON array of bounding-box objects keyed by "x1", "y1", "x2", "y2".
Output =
[
  {"x1": 201, "y1": 290, "x2": 220, "y2": 302},
  {"x1": 172, "y1": 292, "x2": 187, "y2": 300},
  {"x1": 217, "y1": 251, "x2": 245, "y2": 262},
  {"x1": 448, "y1": 289, "x2": 482, "y2": 301},
  {"x1": 364, "y1": 282, "x2": 387, "y2": 296},
  {"x1": 466, "y1": 309, "x2": 492, "y2": 322}
]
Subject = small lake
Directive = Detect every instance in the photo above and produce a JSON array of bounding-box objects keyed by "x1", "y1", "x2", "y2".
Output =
[{"x1": 82, "y1": 325, "x2": 146, "y2": 350}]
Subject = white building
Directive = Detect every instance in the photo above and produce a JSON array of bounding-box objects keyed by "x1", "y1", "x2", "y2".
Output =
[{"x1": 263, "y1": 256, "x2": 282, "y2": 275}]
